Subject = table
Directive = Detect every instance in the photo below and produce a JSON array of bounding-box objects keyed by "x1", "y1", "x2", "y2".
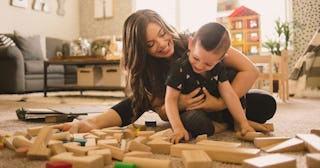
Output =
[{"x1": 44, "y1": 59, "x2": 124, "y2": 97}]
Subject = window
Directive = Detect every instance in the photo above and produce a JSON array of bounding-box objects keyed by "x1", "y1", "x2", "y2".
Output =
[{"x1": 135, "y1": 0, "x2": 290, "y2": 43}]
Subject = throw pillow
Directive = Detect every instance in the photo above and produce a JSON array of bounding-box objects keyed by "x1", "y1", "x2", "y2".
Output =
[
  {"x1": 0, "y1": 34, "x2": 16, "y2": 47},
  {"x1": 14, "y1": 30, "x2": 44, "y2": 60}
]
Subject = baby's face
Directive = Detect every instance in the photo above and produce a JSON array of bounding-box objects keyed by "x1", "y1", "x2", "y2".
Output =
[{"x1": 188, "y1": 41, "x2": 226, "y2": 74}]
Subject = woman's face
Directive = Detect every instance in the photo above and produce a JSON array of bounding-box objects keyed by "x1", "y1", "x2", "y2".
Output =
[{"x1": 145, "y1": 22, "x2": 174, "y2": 58}]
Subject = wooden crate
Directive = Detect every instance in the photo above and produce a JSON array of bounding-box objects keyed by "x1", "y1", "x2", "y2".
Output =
[
  {"x1": 101, "y1": 65, "x2": 125, "y2": 87},
  {"x1": 77, "y1": 66, "x2": 102, "y2": 86}
]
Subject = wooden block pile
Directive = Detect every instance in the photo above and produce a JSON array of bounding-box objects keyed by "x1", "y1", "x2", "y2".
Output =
[{"x1": 0, "y1": 126, "x2": 320, "y2": 168}]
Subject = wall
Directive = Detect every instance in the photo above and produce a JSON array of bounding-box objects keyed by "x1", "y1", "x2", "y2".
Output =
[
  {"x1": 79, "y1": 0, "x2": 134, "y2": 39},
  {"x1": 291, "y1": 0, "x2": 320, "y2": 72},
  {"x1": 0, "y1": 0, "x2": 79, "y2": 40}
]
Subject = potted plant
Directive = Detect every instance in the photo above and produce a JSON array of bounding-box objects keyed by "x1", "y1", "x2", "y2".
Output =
[
  {"x1": 263, "y1": 18, "x2": 292, "y2": 56},
  {"x1": 91, "y1": 40, "x2": 110, "y2": 57},
  {"x1": 262, "y1": 18, "x2": 293, "y2": 92}
]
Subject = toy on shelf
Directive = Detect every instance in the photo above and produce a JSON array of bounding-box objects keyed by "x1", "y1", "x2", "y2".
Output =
[{"x1": 228, "y1": 6, "x2": 261, "y2": 56}]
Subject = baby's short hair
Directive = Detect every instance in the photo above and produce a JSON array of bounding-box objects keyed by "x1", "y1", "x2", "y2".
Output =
[{"x1": 193, "y1": 22, "x2": 231, "y2": 53}]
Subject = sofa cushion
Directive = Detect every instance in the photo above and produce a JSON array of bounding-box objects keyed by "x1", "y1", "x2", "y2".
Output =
[
  {"x1": 0, "y1": 34, "x2": 16, "y2": 47},
  {"x1": 14, "y1": 31, "x2": 44, "y2": 61},
  {"x1": 25, "y1": 60, "x2": 64, "y2": 75}
]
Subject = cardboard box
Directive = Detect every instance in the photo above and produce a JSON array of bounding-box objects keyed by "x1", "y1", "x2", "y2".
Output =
[
  {"x1": 77, "y1": 66, "x2": 102, "y2": 86},
  {"x1": 101, "y1": 65, "x2": 125, "y2": 87}
]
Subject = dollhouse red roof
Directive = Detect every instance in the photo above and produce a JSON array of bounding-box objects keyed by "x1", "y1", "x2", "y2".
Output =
[{"x1": 228, "y1": 6, "x2": 259, "y2": 17}]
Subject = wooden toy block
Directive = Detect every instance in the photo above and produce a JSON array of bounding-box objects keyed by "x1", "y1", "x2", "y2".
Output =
[
  {"x1": 63, "y1": 142, "x2": 99, "y2": 156},
  {"x1": 243, "y1": 153, "x2": 296, "y2": 168},
  {"x1": 101, "y1": 126, "x2": 122, "y2": 131},
  {"x1": 262, "y1": 138, "x2": 305, "y2": 153},
  {"x1": 85, "y1": 138, "x2": 96, "y2": 147},
  {"x1": 97, "y1": 138, "x2": 119, "y2": 147},
  {"x1": 127, "y1": 140, "x2": 151, "y2": 152},
  {"x1": 51, "y1": 132, "x2": 71, "y2": 141},
  {"x1": 48, "y1": 141, "x2": 67, "y2": 155},
  {"x1": 311, "y1": 129, "x2": 320, "y2": 137},
  {"x1": 15, "y1": 146, "x2": 29, "y2": 157},
  {"x1": 83, "y1": 133, "x2": 100, "y2": 140},
  {"x1": 48, "y1": 139, "x2": 64, "y2": 145},
  {"x1": 124, "y1": 151, "x2": 153, "y2": 157},
  {"x1": 196, "y1": 140, "x2": 241, "y2": 148},
  {"x1": 171, "y1": 143, "x2": 260, "y2": 164},
  {"x1": 27, "y1": 126, "x2": 43, "y2": 137},
  {"x1": 181, "y1": 150, "x2": 212, "y2": 168},
  {"x1": 123, "y1": 129, "x2": 135, "y2": 139},
  {"x1": 147, "y1": 138, "x2": 171, "y2": 154},
  {"x1": 50, "y1": 152, "x2": 104, "y2": 168},
  {"x1": 72, "y1": 133, "x2": 89, "y2": 140},
  {"x1": 114, "y1": 161, "x2": 137, "y2": 168},
  {"x1": 195, "y1": 134, "x2": 207, "y2": 143},
  {"x1": 236, "y1": 131, "x2": 267, "y2": 141},
  {"x1": 12, "y1": 135, "x2": 33, "y2": 148},
  {"x1": 149, "y1": 128, "x2": 173, "y2": 140},
  {"x1": 46, "y1": 161, "x2": 72, "y2": 168},
  {"x1": 123, "y1": 156, "x2": 172, "y2": 168},
  {"x1": 133, "y1": 136, "x2": 148, "y2": 144},
  {"x1": 99, "y1": 144, "x2": 125, "y2": 160},
  {"x1": 306, "y1": 153, "x2": 320, "y2": 168},
  {"x1": 136, "y1": 130, "x2": 155, "y2": 138},
  {"x1": 90, "y1": 130, "x2": 107, "y2": 139},
  {"x1": 27, "y1": 126, "x2": 53, "y2": 160},
  {"x1": 113, "y1": 132, "x2": 124, "y2": 142},
  {"x1": 101, "y1": 129, "x2": 123, "y2": 136},
  {"x1": 120, "y1": 139, "x2": 127, "y2": 152},
  {"x1": 296, "y1": 133, "x2": 320, "y2": 153},
  {"x1": 88, "y1": 148, "x2": 112, "y2": 165},
  {"x1": 253, "y1": 136, "x2": 290, "y2": 148}
]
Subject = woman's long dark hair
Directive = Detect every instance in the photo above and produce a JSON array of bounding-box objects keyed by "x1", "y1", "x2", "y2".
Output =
[{"x1": 122, "y1": 9, "x2": 187, "y2": 121}]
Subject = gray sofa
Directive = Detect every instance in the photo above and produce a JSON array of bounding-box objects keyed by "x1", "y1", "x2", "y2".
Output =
[{"x1": 0, "y1": 33, "x2": 76, "y2": 93}]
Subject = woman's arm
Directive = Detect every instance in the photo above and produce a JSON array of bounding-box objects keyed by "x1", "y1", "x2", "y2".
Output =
[
  {"x1": 152, "y1": 88, "x2": 204, "y2": 120},
  {"x1": 224, "y1": 46, "x2": 259, "y2": 97}
]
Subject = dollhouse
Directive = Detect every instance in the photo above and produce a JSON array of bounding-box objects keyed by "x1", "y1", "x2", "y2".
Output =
[{"x1": 228, "y1": 6, "x2": 261, "y2": 56}]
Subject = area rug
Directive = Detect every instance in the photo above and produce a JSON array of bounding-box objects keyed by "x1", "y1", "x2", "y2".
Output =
[{"x1": 0, "y1": 91, "x2": 319, "y2": 168}]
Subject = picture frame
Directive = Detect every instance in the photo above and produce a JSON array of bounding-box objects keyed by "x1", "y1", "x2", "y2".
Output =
[
  {"x1": 11, "y1": 0, "x2": 28, "y2": 8},
  {"x1": 94, "y1": 0, "x2": 113, "y2": 19},
  {"x1": 217, "y1": 0, "x2": 238, "y2": 12}
]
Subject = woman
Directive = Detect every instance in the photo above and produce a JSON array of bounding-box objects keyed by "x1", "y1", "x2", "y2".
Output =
[{"x1": 54, "y1": 9, "x2": 276, "y2": 135}]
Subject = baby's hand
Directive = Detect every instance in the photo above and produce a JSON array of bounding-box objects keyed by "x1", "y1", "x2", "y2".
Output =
[{"x1": 170, "y1": 127, "x2": 189, "y2": 144}]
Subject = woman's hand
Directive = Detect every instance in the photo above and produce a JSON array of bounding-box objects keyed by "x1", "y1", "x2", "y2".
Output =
[
  {"x1": 170, "y1": 127, "x2": 190, "y2": 144},
  {"x1": 52, "y1": 119, "x2": 95, "y2": 133},
  {"x1": 178, "y1": 88, "x2": 205, "y2": 111},
  {"x1": 187, "y1": 88, "x2": 226, "y2": 112}
]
